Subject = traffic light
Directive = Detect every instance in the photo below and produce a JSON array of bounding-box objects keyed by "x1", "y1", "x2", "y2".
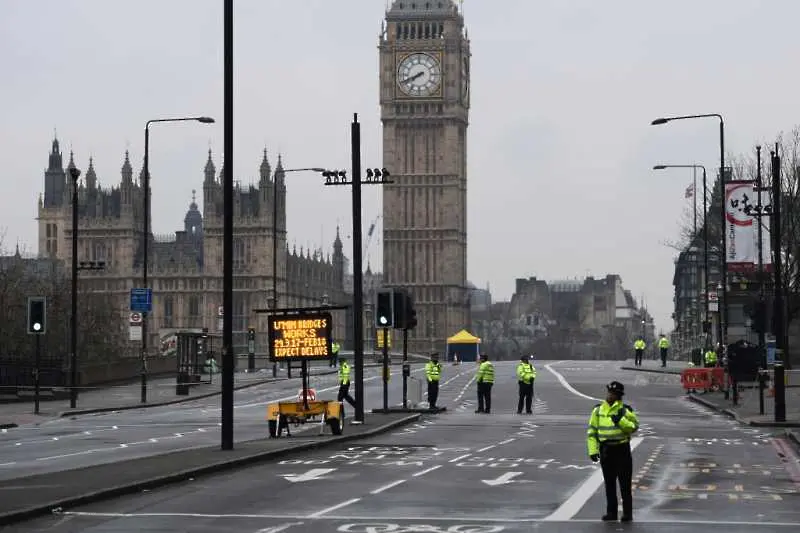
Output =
[
  {"x1": 405, "y1": 305, "x2": 418, "y2": 330},
  {"x1": 247, "y1": 327, "x2": 256, "y2": 341},
  {"x1": 393, "y1": 289, "x2": 409, "y2": 329},
  {"x1": 376, "y1": 289, "x2": 394, "y2": 328},
  {"x1": 27, "y1": 297, "x2": 46, "y2": 335}
]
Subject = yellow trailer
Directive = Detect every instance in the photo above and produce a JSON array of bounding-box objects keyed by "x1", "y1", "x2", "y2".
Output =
[{"x1": 266, "y1": 393, "x2": 344, "y2": 438}]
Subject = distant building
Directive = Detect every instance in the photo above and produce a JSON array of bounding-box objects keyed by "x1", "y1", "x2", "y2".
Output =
[
  {"x1": 475, "y1": 274, "x2": 644, "y2": 360},
  {"x1": 35, "y1": 137, "x2": 347, "y2": 355}
]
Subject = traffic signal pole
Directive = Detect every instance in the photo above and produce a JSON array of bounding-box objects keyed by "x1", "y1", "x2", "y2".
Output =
[
  {"x1": 382, "y1": 326, "x2": 389, "y2": 411},
  {"x1": 402, "y1": 328, "x2": 409, "y2": 409},
  {"x1": 350, "y1": 114, "x2": 366, "y2": 423}
]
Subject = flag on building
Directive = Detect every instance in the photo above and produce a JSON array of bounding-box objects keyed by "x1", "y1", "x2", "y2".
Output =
[{"x1": 685, "y1": 183, "x2": 695, "y2": 199}]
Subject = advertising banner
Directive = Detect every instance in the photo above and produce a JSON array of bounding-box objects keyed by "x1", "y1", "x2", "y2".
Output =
[{"x1": 725, "y1": 180, "x2": 756, "y2": 272}]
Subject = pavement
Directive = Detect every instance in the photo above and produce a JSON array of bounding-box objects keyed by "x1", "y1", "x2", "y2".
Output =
[
  {"x1": 0, "y1": 362, "x2": 436, "y2": 481},
  {"x1": 620, "y1": 357, "x2": 687, "y2": 374},
  {"x1": 4, "y1": 359, "x2": 800, "y2": 532}
]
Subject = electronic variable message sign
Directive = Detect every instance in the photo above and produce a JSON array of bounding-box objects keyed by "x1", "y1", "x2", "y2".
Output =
[{"x1": 268, "y1": 312, "x2": 333, "y2": 361}]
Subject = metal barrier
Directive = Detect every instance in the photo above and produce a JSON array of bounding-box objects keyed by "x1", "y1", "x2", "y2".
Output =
[{"x1": 407, "y1": 375, "x2": 424, "y2": 407}]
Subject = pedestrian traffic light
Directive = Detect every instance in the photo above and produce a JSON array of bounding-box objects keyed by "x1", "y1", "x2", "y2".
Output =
[
  {"x1": 27, "y1": 297, "x2": 46, "y2": 335},
  {"x1": 376, "y1": 289, "x2": 394, "y2": 328},
  {"x1": 247, "y1": 327, "x2": 256, "y2": 341}
]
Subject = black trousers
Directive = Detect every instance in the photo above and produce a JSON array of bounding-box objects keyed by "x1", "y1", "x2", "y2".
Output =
[
  {"x1": 634, "y1": 349, "x2": 643, "y2": 366},
  {"x1": 660, "y1": 348, "x2": 667, "y2": 366},
  {"x1": 337, "y1": 383, "x2": 356, "y2": 414},
  {"x1": 517, "y1": 382, "x2": 533, "y2": 413},
  {"x1": 600, "y1": 441, "x2": 633, "y2": 517},
  {"x1": 477, "y1": 382, "x2": 493, "y2": 412},
  {"x1": 427, "y1": 381, "x2": 439, "y2": 408}
]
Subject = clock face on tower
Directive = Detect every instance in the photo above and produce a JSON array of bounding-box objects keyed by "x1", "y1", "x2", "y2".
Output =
[{"x1": 397, "y1": 52, "x2": 442, "y2": 97}]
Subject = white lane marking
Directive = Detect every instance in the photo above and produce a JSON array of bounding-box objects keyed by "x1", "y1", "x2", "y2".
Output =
[
  {"x1": 449, "y1": 453, "x2": 472, "y2": 463},
  {"x1": 440, "y1": 371, "x2": 466, "y2": 387},
  {"x1": 412, "y1": 465, "x2": 442, "y2": 477},
  {"x1": 453, "y1": 374, "x2": 476, "y2": 403},
  {"x1": 0, "y1": 461, "x2": 17, "y2": 467},
  {"x1": 477, "y1": 444, "x2": 496, "y2": 452},
  {"x1": 37, "y1": 449, "x2": 101, "y2": 461},
  {"x1": 255, "y1": 523, "x2": 305, "y2": 533},
  {"x1": 542, "y1": 436, "x2": 644, "y2": 521},
  {"x1": 55, "y1": 512, "x2": 800, "y2": 527},
  {"x1": 307, "y1": 498, "x2": 361, "y2": 518},
  {"x1": 496, "y1": 438, "x2": 516, "y2": 446},
  {"x1": 544, "y1": 362, "x2": 600, "y2": 401},
  {"x1": 370, "y1": 479, "x2": 407, "y2": 494}
]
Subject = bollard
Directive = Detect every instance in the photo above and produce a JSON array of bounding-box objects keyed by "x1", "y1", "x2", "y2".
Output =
[
  {"x1": 774, "y1": 363, "x2": 786, "y2": 422},
  {"x1": 758, "y1": 369, "x2": 766, "y2": 416}
]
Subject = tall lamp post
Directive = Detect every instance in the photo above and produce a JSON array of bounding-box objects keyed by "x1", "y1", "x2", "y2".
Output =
[
  {"x1": 653, "y1": 164, "x2": 710, "y2": 348},
  {"x1": 651, "y1": 114, "x2": 727, "y2": 353},
  {"x1": 141, "y1": 116, "x2": 215, "y2": 404},
  {"x1": 67, "y1": 167, "x2": 108, "y2": 409},
  {"x1": 270, "y1": 166, "x2": 325, "y2": 377}
]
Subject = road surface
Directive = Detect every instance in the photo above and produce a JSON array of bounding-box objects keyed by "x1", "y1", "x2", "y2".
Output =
[
  {"x1": 9, "y1": 359, "x2": 800, "y2": 532},
  {"x1": 0, "y1": 363, "x2": 441, "y2": 480}
]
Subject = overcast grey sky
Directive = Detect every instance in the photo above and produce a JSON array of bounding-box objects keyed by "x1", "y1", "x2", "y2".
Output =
[{"x1": 2, "y1": 0, "x2": 799, "y2": 332}]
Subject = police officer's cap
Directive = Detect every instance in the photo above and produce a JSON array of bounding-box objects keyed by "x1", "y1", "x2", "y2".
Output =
[{"x1": 607, "y1": 381, "x2": 625, "y2": 396}]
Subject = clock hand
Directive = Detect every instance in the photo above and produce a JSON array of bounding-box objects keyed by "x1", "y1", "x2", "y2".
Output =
[{"x1": 400, "y1": 71, "x2": 424, "y2": 84}]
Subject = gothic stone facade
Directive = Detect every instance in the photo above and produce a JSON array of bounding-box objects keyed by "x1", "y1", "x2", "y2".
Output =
[
  {"x1": 36, "y1": 137, "x2": 347, "y2": 354},
  {"x1": 380, "y1": 0, "x2": 471, "y2": 354}
]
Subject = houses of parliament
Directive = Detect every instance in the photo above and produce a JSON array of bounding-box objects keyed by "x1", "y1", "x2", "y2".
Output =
[{"x1": 36, "y1": 137, "x2": 349, "y2": 352}]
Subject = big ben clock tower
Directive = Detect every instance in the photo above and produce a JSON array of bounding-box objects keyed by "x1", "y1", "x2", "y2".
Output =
[{"x1": 379, "y1": 1, "x2": 471, "y2": 354}]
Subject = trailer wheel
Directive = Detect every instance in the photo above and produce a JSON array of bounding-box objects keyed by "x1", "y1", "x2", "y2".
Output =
[
  {"x1": 268, "y1": 419, "x2": 278, "y2": 438},
  {"x1": 327, "y1": 414, "x2": 344, "y2": 435}
]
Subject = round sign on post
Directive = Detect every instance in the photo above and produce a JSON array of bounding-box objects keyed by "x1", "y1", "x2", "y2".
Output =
[{"x1": 130, "y1": 312, "x2": 143, "y2": 324}]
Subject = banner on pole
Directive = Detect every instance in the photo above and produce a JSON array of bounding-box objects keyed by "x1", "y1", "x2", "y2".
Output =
[{"x1": 725, "y1": 180, "x2": 756, "y2": 272}]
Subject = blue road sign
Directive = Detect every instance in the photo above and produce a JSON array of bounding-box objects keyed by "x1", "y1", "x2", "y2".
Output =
[{"x1": 130, "y1": 288, "x2": 153, "y2": 313}]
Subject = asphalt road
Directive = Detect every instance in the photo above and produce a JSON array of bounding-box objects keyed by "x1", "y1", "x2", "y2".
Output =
[
  {"x1": 0, "y1": 363, "x2": 442, "y2": 480},
  {"x1": 6, "y1": 360, "x2": 800, "y2": 533}
]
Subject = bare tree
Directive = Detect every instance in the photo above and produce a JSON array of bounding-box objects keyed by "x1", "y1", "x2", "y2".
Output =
[{"x1": 0, "y1": 241, "x2": 128, "y2": 376}]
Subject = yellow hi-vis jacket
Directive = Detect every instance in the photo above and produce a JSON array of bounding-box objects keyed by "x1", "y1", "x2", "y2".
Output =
[
  {"x1": 338, "y1": 361, "x2": 351, "y2": 385},
  {"x1": 476, "y1": 361, "x2": 495, "y2": 383},
  {"x1": 586, "y1": 400, "x2": 640, "y2": 457},
  {"x1": 425, "y1": 361, "x2": 442, "y2": 382},
  {"x1": 705, "y1": 350, "x2": 718, "y2": 365},
  {"x1": 659, "y1": 337, "x2": 670, "y2": 349},
  {"x1": 634, "y1": 339, "x2": 646, "y2": 350},
  {"x1": 516, "y1": 362, "x2": 536, "y2": 384}
]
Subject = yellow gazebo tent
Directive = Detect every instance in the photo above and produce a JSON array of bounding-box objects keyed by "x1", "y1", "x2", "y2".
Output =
[{"x1": 446, "y1": 329, "x2": 481, "y2": 363}]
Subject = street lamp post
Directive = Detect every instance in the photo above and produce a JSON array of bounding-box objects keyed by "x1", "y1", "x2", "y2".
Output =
[
  {"x1": 651, "y1": 114, "x2": 727, "y2": 354},
  {"x1": 653, "y1": 164, "x2": 710, "y2": 348},
  {"x1": 69, "y1": 166, "x2": 80, "y2": 409},
  {"x1": 141, "y1": 116, "x2": 215, "y2": 404},
  {"x1": 270, "y1": 166, "x2": 325, "y2": 378}
]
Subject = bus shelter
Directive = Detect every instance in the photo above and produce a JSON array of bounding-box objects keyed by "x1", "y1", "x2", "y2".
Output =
[
  {"x1": 175, "y1": 330, "x2": 221, "y2": 395},
  {"x1": 446, "y1": 329, "x2": 481, "y2": 363}
]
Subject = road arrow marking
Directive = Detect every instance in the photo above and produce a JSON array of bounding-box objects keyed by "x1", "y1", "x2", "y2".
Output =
[
  {"x1": 482, "y1": 472, "x2": 532, "y2": 486},
  {"x1": 280, "y1": 468, "x2": 336, "y2": 483}
]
